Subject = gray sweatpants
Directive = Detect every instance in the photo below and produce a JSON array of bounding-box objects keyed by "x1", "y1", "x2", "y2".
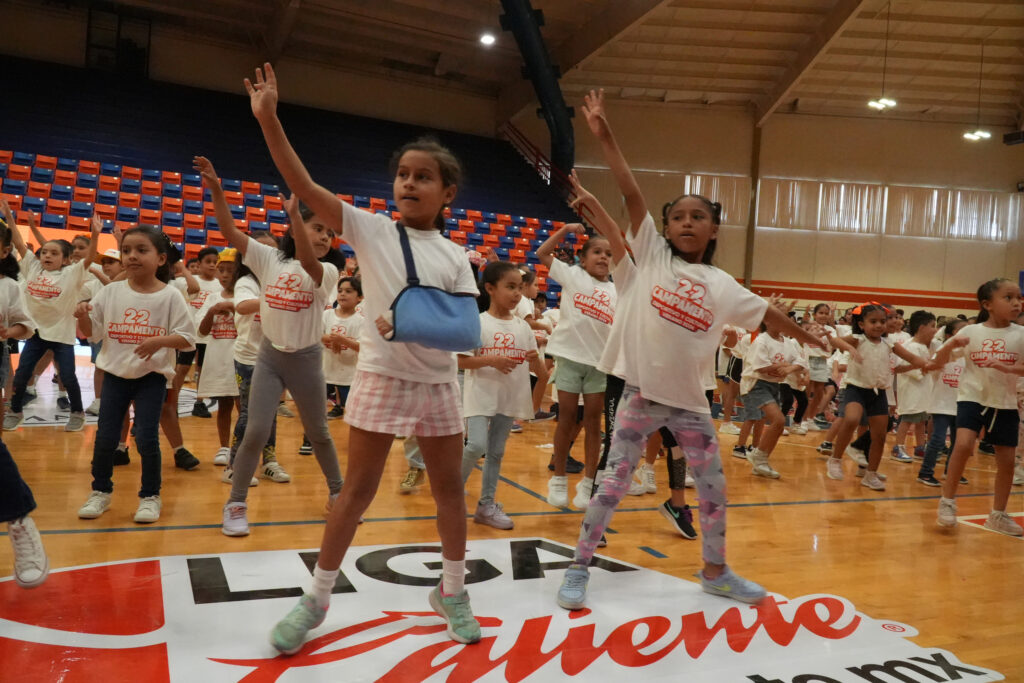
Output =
[{"x1": 229, "y1": 339, "x2": 343, "y2": 502}]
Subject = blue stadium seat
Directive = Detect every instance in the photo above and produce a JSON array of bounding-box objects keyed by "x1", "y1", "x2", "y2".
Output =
[
  {"x1": 260, "y1": 183, "x2": 280, "y2": 195},
  {"x1": 183, "y1": 200, "x2": 203, "y2": 215},
  {"x1": 141, "y1": 169, "x2": 162, "y2": 182},
  {"x1": 529, "y1": 239, "x2": 542, "y2": 250},
  {"x1": 340, "y1": 244, "x2": 355, "y2": 258},
  {"x1": 474, "y1": 221, "x2": 490, "y2": 233},
  {"x1": 22, "y1": 196, "x2": 45, "y2": 213},
  {"x1": 448, "y1": 208, "x2": 465, "y2": 220},
  {"x1": 204, "y1": 216, "x2": 219, "y2": 230},
  {"x1": 267, "y1": 209, "x2": 287, "y2": 224},
  {"x1": 50, "y1": 184, "x2": 72, "y2": 201},
  {"x1": 505, "y1": 226, "x2": 521, "y2": 238},
  {"x1": 163, "y1": 183, "x2": 182, "y2": 198},
  {"x1": 466, "y1": 233, "x2": 484, "y2": 247},
  {"x1": 221, "y1": 179, "x2": 242, "y2": 192},
  {"x1": 526, "y1": 250, "x2": 539, "y2": 265},
  {"x1": 536, "y1": 229, "x2": 550, "y2": 241},
  {"x1": 96, "y1": 190, "x2": 118, "y2": 205},
  {"x1": 386, "y1": 199, "x2": 397, "y2": 211},
  {"x1": 140, "y1": 195, "x2": 162, "y2": 210},
  {"x1": 31, "y1": 167, "x2": 54, "y2": 183},
  {"x1": 100, "y1": 162, "x2": 121, "y2": 176},
  {"x1": 483, "y1": 211, "x2": 497, "y2": 222},
  {"x1": 70, "y1": 201, "x2": 94, "y2": 217},
  {"x1": 495, "y1": 247, "x2": 509, "y2": 259},
  {"x1": 546, "y1": 292, "x2": 559, "y2": 306},
  {"x1": 444, "y1": 218, "x2": 458, "y2": 229},
  {"x1": 41, "y1": 213, "x2": 65, "y2": 229},
  {"x1": 162, "y1": 211, "x2": 183, "y2": 227},
  {"x1": 120, "y1": 178, "x2": 141, "y2": 194},
  {"x1": 248, "y1": 220, "x2": 269, "y2": 232},
  {"x1": 181, "y1": 173, "x2": 202, "y2": 187},
  {"x1": 57, "y1": 158, "x2": 78, "y2": 171},
  {"x1": 547, "y1": 282, "x2": 562, "y2": 294},
  {"x1": 185, "y1": 228, "x2": 206, "y2": 243},
  {"x1": 117, "y1": 206, "x2": 139, "y2": 222},
  {"x1": 353, "y1": 195, "x2": 369, "y2": 208},
  {"x1": 541, "y1": 219, "x2": 554, "y2": 228},
  {"x1": 513, "y1": 215, "x2": 527, "y2": 226},
  {"x1": 375, "y1": 210, "x2": 389, "y2": 216},
  {"x1": 202, "y1": 188, "x2": 212, "y2": 202},
  {"x1": 498, "y1": 236, "x2": 514, "y2": 249},
  {"x1": 76, "y1": 173, "x2": 98, "y2": 188},
  {"x1": 564, "y1": 232, "x2": 577, "y2": 243},
  {"x1": 244, "y1": 193, "x2": 263, "y2": 207},
  {"x1": 2, "y1": 179, "x2": 26, "y2": 195},
  {"x1": 12, "y1": 151, "x2": 34, "y2": 166},
  {"x1": 229, "y1": 204, "x2": 245, "y2": 219},
  {"x1": 100, "y1": 219, "x2": 115, "y2": 233},
  {"x1": 0, "y1": 162, "x2": 7, "y2": 179},
  {"x1": 172, "y1": 241, "x2": 184, "y2": 252}
]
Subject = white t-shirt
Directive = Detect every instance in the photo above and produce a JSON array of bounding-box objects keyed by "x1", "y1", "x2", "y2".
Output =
[
  {"x1": 544, "y1": 258, "x2": 616, "y2": 368},
  {"x1": 169, "y1": 276, "x2": 190, "y2": 301},
  {"x1": 888, "y1": 330, "x2": 911, "y2": 372},
  {"x1": 196, "y1": 290, "x2": 239, "y2": 398},
  {"x1": 19, "y1": 252, "x2": 87, "y2": 345},
  {"x1": 731, "y1": 332, "x2": 753, "y2": 360},
  {"x1": 232, "y1": 275, "x2": 263, "y2": 365},
  {"x1": 740, "y1": 332, "x2": 800, "y2": 395},
  {"x1": 0, "y1": 277, "x2": 35, "y2": 339},
  {"x1": 514, "y1": 296, "x2": 534, "y2": 322},
  {"x1": 598, "y1": 213, "x2": 767, "y2": 413},
  {"x1": 322, "y1": 308, "x2": 363, "y2": 386},
  {"x1": 88, "y1": 280, "x2": 196, "y2": 380},
  {"x1": 243, "y1": 238, "x2": 339, "y2": 353},
  {"x1": 188, "y1": 276, "x2": 222, "y2": 343},
  {"x1": 895, "y1": 339, "x2": 936, "y2": 415},
  {"x1": 806, "y1": 325, "x2": 836, "y2": 358},
  {"x1": 953, "y1": 323, "x2": 1024, "y2": 409},
  {"x1": 338, "y1": 200, "x2": 477, "y2": 384},
  {"x1": 80, "y1": 271, "x2": 103, "y2": 302},
  {"x1": 784, "y1": 337, "x2": 810, "y2": 389},
  {"x1": 845, "y1": 335, "x2": 896, "y2": 390},
  {"x1": 930, "y1": 358, "x2": 964, "y2": 416},
  {"x1": 462, "y1": 312, "x2": 537, "y2": 419}
]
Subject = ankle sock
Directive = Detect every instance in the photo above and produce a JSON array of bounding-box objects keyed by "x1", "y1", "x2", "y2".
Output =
[
  {"x1": 310, "y1": 566, "x2": 338, "y2": 608},
  {"x1": 441, "y1": 557, "x2": 465, "y2": 596}
]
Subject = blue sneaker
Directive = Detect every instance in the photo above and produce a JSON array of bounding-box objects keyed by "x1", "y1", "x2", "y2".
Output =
[
  {"x1": 428, "y1": 584, "x2": 481, "y2": 644},
  {"x1": 697, "y1": 566, "x2": 767, "y2": 604},
  {"x1": 556, "y1": 563, "x2": 590, "y2": 610},
  {"x1": 270, "y1": 594, "x2": 327, "y2": 655}
]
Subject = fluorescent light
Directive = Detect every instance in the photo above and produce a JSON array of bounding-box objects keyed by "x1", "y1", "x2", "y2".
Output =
[
  {"x1": 974, "y1": 129, "x2": 991, "y2": 139},
  {"x1": 480, "y1": 33, "x2": 496, "y2": 46},
  {"x1": 868, "y1": 100, "x2": 886, "y2": 110},
  {"x1": 963, "y1": 132, "x2": 979, "y2": 140},
  {"x1": 879, "y1": 98, "x2": 896, "y2": 107}
]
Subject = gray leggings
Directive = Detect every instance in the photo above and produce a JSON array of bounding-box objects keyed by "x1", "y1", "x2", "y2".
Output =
[{"x1": 229, "y1": 339, "x2": 343, "y2": 502}]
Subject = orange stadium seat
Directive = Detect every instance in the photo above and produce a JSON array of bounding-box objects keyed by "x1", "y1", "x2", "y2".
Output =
[
  {"x1": 241, "y1": 181, "x2": 261, "y2": 196},
  {"x1": 509, "y1": 249, "x2": 526, "y2": 263},
  {"x1": 94, "y1": 204, "x2": 116, "y2": 221},
  {"x1": 67, "y1": 215, "x2": 90, "y2": 231},
  {"x1": 0, "y1": 150, "x2": 12, "y2": 164},
  {"x1": 139, "y1": 209, "x2": 161, "y2": 225},
  {"x1": 496, "y1": 213, "x2": 511, "y2": 224},
  {"x1": 121, "y1": 166, "x2": 142, "y2": 180},
  {"x1": 163, "y1": 225, "x2": 184, "y2": 241},
  {"x1": 119, "y1": 193, "x2": 140, "y2": 209},
  {"x1": 54, "y1": 170, "x2": 77, "y2": 186},
  {"x1": 465, "y1": 209, "x2": 483, "y2": 222},
  {"x1": 448, "y1": 230, "x2": 467, "y2": 245},
  {"x1": 27, "y1": 182, "x2": 51, "y2": 199},
  {"x1": 525, "y1": 217, "x2": 540, "y2": 228},
  {"x1": 162, "y1": 197, "x2": 183, "y2": 213},
  {"x1": 489, "y1": 223, "x2": 505, "y2": 237},
  {"x1": 369, "y1": 197, "x2": 387, "y2": 211},
  {"x1": 78, "y1": 160, "x2": 100, "y2": 175},
  {"x1": 162, "y1": 171, "x2": 181, "y2": 185},
  {"x1": 246, "y1": 206, "x2": 266, "y2": 222},
  {"x1": 73, "y1": 187, "x2": 96, "y2": 203},
  {"x1": 7, "y1": 165, "x2": 31, "y2": 181},
  {"x1": 98, "y1": 176, "x2": 119, "y2": 192},
  {"x1": 182, "y1": 185, "x2": 203, "y2": 201},
  {"x1": 1, "y1": 194, "x2": 22, "y2": 212},
  {"x1": 46, "y1": 199, "x2": 69, "y2": 215},
  {"x1": 33, "y1": 155, "x2": 57, "y2": 170},
  {"x1": 207, "y1": 231, "x2": 228, "y2": 246},
  {"x1": 183, "y1": 214, "x2": 204, "y2": 230},
  {"x1": 482, "y1": 234, "x2": 499, "y2": 248}
]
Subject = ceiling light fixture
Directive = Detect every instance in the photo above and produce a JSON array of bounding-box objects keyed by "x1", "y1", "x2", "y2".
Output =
[
  {"x1": 480, "y1": 33, "x2": 496, "y2": 46},
  {"x1": 868, "y1": 2, "x2": 896, "y2": 111},
  {"x1": 964, "y1": 42, "x2": 990, "y2": 142}
]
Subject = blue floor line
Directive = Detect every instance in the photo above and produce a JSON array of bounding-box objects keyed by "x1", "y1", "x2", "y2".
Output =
[
  {"x1": 639, "y1": 546, "x2": 668, "y2": 559},
  {"x1": 10, "y1": 489, "x2": 1019, "y2": 537}
]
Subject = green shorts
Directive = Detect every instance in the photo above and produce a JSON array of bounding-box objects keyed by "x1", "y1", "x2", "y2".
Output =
[{"x1": 553, "y1": 356, "x2": 606, "y2": 395}]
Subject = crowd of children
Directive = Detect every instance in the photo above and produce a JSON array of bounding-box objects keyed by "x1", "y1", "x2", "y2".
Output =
[{"x1": 2, "y1": 77, "x2": 1023, "y2": 658}]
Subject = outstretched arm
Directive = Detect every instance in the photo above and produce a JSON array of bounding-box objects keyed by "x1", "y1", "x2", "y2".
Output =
[
  {"x1": 764, "y1": 305, "x2": 827, "y2": 351},
  {"x1": 580, "y1": 89, "x2": 646, "y2": 234},
  {"x1": 568, "y1": 169, "x2": 626, "y2": 265},
  {"x1": 283, "y1": 194, "x2": 324, "y2": 286},
  {"x1": 245, "y1": 63, "x2": 343, "y2": 235},
  {"x1": 194, "y1": 156, "x2": 249, "y2": 255},
  {"x1": 0, "y1": 199, "x2": 26, "y2": 258},
  {"x1": 537, "y1": 223, "x2": 583, "y2": 269},
  {"x1": 83, "y1": 213, "x2": 101, "y2": 267}
]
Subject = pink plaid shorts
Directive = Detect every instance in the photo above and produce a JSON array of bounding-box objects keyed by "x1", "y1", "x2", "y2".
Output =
[{"x1": 344, "y1": 370, "x2": 463, "y2": 437}]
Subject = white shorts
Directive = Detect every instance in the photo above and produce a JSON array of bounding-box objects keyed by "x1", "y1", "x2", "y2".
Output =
[{"x1": 344, "y1": 370, "x2": 463, "y2": 437}]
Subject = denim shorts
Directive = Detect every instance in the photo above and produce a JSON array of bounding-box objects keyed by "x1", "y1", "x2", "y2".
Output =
[{"x1": 741, "y1": 379, "x2": 780, "y2": 420}]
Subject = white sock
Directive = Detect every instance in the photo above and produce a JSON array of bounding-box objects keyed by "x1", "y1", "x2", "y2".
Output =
[
  {"x1": 173, "y1": 445, "x2": 185, "y2": 454},
  {"x1": 117, "y1": 442, "x2": 127, "y2": 450},
  {"x1": 441, "y1": 557, "x2": 465, "y2": 596},
  {"x1": 310, "y1": 566, "x2": 338, "y2": 608},
  {"x1": 59, "y1": 390, "x2": 68, "y2": 398}
]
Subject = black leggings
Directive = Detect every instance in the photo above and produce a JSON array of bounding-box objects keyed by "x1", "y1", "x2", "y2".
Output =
[
  {"x1": 598, "y1": 374, "x2": 626, "y2": 471},
  {"x1": 779, "y1": 384, "x2": 808, "y2": 423}
]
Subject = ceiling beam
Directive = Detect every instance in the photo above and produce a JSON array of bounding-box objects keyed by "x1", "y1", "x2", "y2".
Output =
[
  {"x1": 496, "y1": 0, "x2": 674, "y2": 124},
  {"x1": 579, "y1": 59, "x2": 780, "y2": 83},
  {"x1": 667, "y1": 0, "x2": 829, "y2": 16},
  {"x1": 616, "y1": 33, "x2": 799, "y2": 53},
  {"x1": 855, "y1": 11, "x2": 1024, "y2": 29},
  {"x1": 840, "y1": 30, "x2": 1021, "y2": 48},
  {"x1": 755, "y1": 0, "x2": 869, "y2": 127},
  {"x1": 559, "y1": 72, "x2": 768, "y2": 96},
  {"x1": 798, "y1": 78, "x2": 1022, "y2": 99},
  {"x1": 827, "y1": 47, "x2": 1024, "y2": 67},
  {"x1": 791, "y1": 90, "x2": 1014, "y2": 110},
  {"x1": 601, "y1": 44, "x2": 791, "y2": 69},
  {"x1": 264, "y1": 0, "x2": 302, "y2": 63},
  {"x1": 813, "y1": 62, "x2": 1023, "y2": 83}
]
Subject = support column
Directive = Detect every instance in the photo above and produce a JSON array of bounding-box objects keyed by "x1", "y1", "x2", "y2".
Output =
[{"x1": 742, "y1": 124, "x2": 763, "y2": 287}]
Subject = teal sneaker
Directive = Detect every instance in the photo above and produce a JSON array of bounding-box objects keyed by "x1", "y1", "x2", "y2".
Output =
[
  {"x1": 269, "y1": 594, "x2": 327, "y2": 654},
  {"x1": 428, "y1": 584, "x2": 481, "y2": 644},
  {"x1": 556, "y1": 563, "x2": 590, "y2": 610},
  {"x1": 697, "y1": 566, "x2": 767, "y2": 604}
]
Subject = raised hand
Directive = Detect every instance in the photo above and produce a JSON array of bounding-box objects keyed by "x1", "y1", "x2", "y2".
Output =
[
  {"x1": 581, "y1": 89, "x2": 610, "y2": 139},
  {"x1": 0, "y1": 198, "x2": 13, "y2": 227},
  {"x1": 90, "y1": 212, "x2": 102, "y2": 238},
  {"x1": 244, "y1": 63, "x2": 279, "y2": 122},
  {"x1": 192, "y1": 156, "x2": 220, "y2": 189}
]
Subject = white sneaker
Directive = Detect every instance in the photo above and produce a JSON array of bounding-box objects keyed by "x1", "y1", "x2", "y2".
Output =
[
  {"x1": 937, "y1": 497, "x2": 957, "y2": 528},
  {"x1": 860, "y1": 470, "x2": 885, "y2": 491},
  {"x1": 572, "y1": 476, "x2": 594, "y2": 509},
  {"x1": 64, "y1": 412, "x2": 86, "y2": 432},
  {"x1": 747, "y1": 448, "x2": 780, "y2": 479},
  {"x1": 221, "y1": 468, "x2": 258, "y2": 487},
  {"x1": 9, "y1": 516, "x2": 49, "y2": 588},
  {"x1": 684, "y1": 473, "x2": 695, "y2": 488},
  {"x1": 826, "y1": 458, "x2": 844, "y2": 480},
  {"x1": 845, "y1": 445, "x2": 868, "y2": 467},
  {"x1": 642, "y1": 463, "x2": 657, "y2": 493},
  {"x1": 85, "y1": 399, "x2": 101, "y2": 416},
  {"x1": 222, "y1": 502, "x2": 250, "y2": 536},
  {"x1": 626, "y1": 471, "x2": 646, "y2": 496},
  {"x1": 133, "y1": 495, "x2": 162, "y2": 523},
  {"x1": 78, "y1": 491, "x2": 112, "y2": 519},
  {"x1": 718, "y1": 422, "x2": 740, "y2": 435},
  {"x1": 983, "y1": 510, "x2": 1023, "y2": 537},
  {"x1": 802, "y1": 420, "x2": 823, "y2": 432},
  {"x1": 261, "y1": 461, "x2": 292, "y2": 483},
  {"x1": 1013, "y1": 466, "x2": 1024, "y2": 486},
  {"x1": 789, "y1": 424, "x2": 808, "y2": 435},
  {"x1": 213, "y1": 447, "x2": 230, "y2": 466},
  {"x1": 546, "y1": 475, "x2": 569, "y2": 507}
]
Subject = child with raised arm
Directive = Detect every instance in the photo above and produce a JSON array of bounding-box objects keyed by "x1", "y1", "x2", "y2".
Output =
[
  {"x1": 241, "y1": 63, "x2": 482, "y2": 651},
  {"x1": 557, "y1": 90, "x2": 826, "y2": 611}
]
